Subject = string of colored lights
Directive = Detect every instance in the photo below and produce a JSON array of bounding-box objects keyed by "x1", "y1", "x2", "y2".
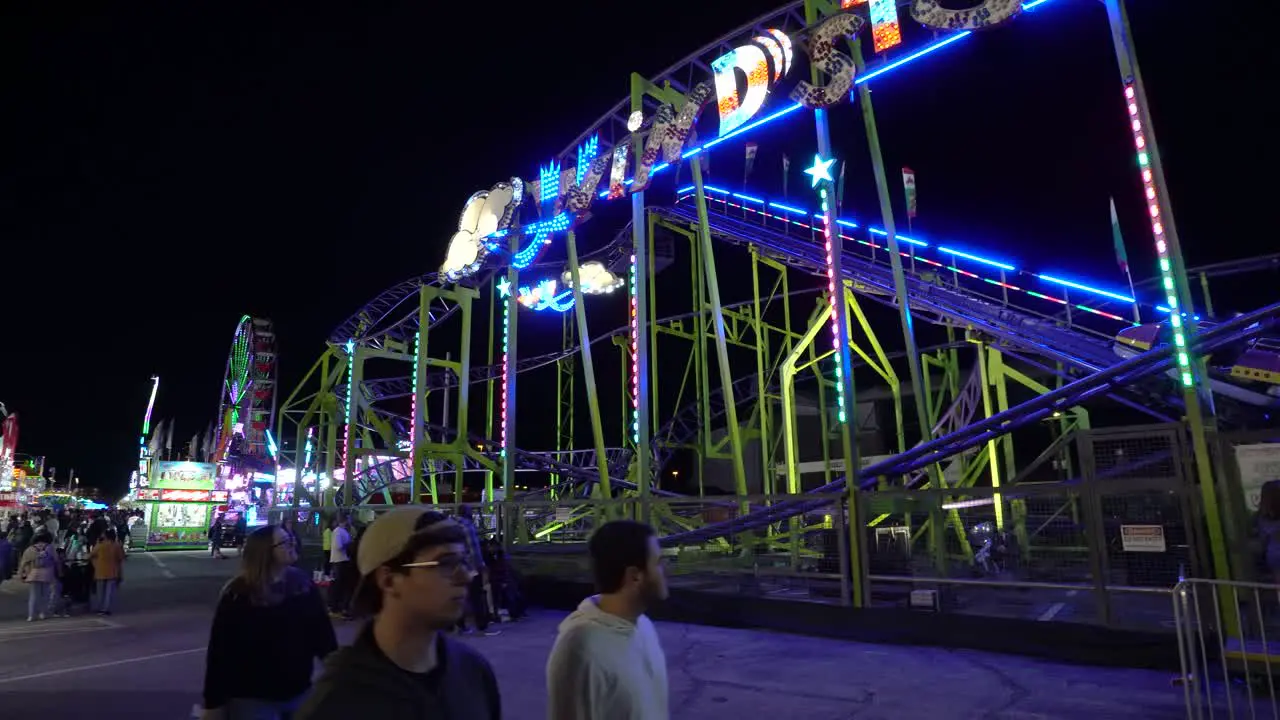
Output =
[
  {"x1": 1124, "y1": 82, "x2": 1191, "y2": 385},
  {"x1": 497, "y1": 277, "x2": 513, "y2": 457},
  {"x1": 677, "y1": 189, "x2": 1140, "y2": 326},
  {"x1": 807, "y1": 154, "x2": 849, "y2": 424},
  {"x1": 629, "y1": 253, "x2": 641, "y2": 443},
  {"x1": 341, "y1": 339, "x2": 355, "y2": 470},
  {"x1": 228, "y1": 317, "x2": 252, "y2": 405},
  {"x1": 303, "y1": 426, "x2": 314, "y2": 473},
  {"x1": 410, "y1": 326, "x2": 421, "y2": 473}
]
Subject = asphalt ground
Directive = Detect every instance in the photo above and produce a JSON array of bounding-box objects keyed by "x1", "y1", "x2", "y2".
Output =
[{"x1": 0, "y1": 549, "x2": 1203, "y2": 719}]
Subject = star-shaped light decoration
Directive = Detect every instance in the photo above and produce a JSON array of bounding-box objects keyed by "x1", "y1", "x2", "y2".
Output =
[
  {"x1": 497, "y1": 277, "x2": 512, "y2": 298},
  {"x1": 804, "y1": 154, "x2": 836, "y2": 188}
]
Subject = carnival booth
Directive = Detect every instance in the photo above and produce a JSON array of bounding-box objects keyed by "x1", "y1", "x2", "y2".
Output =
[{"x1": 137, "y1": 461, "x2": 227, "y2": 550}]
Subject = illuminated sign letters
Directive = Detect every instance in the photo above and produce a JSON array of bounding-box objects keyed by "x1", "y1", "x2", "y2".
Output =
[
  {"x1": 909, "y1": 0, "x2": 1022, "y2": 31},
  {"x1": 713, "y1": 29, "x2": 794, "y2": 138},
  {"x1": 791, "y1": 13, "x2": 865, "y2": 108}
]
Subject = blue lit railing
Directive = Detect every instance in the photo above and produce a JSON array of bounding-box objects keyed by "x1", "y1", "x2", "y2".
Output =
[{"x1": 674, "y1": 188, "x2": 1150, "y2": 339}]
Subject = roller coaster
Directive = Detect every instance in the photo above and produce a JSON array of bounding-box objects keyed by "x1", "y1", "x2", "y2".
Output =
[{"x1": 275, "y1": 0, "x2": 1279, "y2": 600}]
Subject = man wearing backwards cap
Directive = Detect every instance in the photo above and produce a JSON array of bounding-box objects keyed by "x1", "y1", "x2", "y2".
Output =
[{"x1": 295, "y1": 508, "x2": 501, "y2": 720}]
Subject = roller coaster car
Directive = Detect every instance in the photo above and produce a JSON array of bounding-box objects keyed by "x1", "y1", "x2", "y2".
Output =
[{"x1": 1114, "y1": 322, "x2": 1280, "y2": 407}]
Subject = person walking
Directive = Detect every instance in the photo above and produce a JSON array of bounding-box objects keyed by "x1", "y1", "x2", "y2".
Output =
[
  {"x1": 90, "y1": 528, "x2": 126, "y2": 615},
  {"x1": 320, "y1": 517, "x2": 333, "y2": 580},
  {"x1": 202, "y1": 524, "x2": 337, "y2": 720},
  {"x1": 295, "y1": 508, "x2": 500, "y2": 720},
  {"x1": 210, "y1": 514, "x2": 227, "y2": 559},
  {"x1": 546, "y1": 520, "x2": 670, "y2": 720},
  {"x1": 455, "y1": 505, "x2": 498, "y2": 636},
  {"x1": 326, "y1": 516, "x2": 354, "y2": 619},
  {"x1": 17, "y1": 531, "x2": 58, "y2": 622}
]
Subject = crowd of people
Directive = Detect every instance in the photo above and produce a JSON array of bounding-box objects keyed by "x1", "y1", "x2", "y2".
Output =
[
  {"x1": 1, "y1": 508, "x2": 135, "y2": 621},
  {"x1": 200, "y1": 508, "x2": 669, "y2": 720}
]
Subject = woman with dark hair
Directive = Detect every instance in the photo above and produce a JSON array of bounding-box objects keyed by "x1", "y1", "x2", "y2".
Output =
[{"x1": 202, "y1": 524, "x2": 337, "y2": 720}]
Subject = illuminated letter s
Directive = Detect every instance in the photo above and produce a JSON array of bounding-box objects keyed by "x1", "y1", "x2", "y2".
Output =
[
  {"x1": 910, "y1": 0, "x2": 1022, "y2": 31},
  {"x1": 789, "y1": 13, "x2": 865, "y2": 109}
]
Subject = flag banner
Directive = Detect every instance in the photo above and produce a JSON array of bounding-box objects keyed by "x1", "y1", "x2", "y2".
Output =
[
  {"x1": 837, "y1": 160, "x2": 847, "y2": 217},
  {"x1": 1110, "y1": 196, "x2": 1129, "y2": 273},
  {"x1": 744, "y1": 142, "x2": 758, "y2": 187},
  {"x1": 902, "y1": 167, "x2": 917, "y2": 219},
  {"x1": 782, "y1": 154, "x2": 790, "y2": 200}
]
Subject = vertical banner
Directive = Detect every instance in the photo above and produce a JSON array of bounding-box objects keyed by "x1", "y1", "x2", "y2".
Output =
[
  {"x1": 743, "y1": 142, "x2": 758, "y2": 188},
  {"x1": 1111, "y1": 196, "x2": 1141, "y2": 323},
  {"x1": 836, "y1": 160, "x2": 847, "y2": 218},
  {"x1": 902, "y1": 167, "x2": 917, "y2": 219},
  {"x1": 782, "y1": 154, "x2": 791, "y2": 201},
  {"x1": 1110, "y1": 196, "x2": 1128, "y2": 273}
]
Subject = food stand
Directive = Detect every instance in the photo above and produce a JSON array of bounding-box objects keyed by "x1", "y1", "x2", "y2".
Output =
[{"x1": 136, "y1": 461, "x2": 227, "y2": 550}]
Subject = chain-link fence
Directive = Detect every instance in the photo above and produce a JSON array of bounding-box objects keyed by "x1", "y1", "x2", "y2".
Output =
[{"x1": 287, "y1": 423, "x2": 1215, "y2": 631}]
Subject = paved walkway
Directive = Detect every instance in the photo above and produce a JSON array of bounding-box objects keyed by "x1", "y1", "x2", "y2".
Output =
[{"x1": 0, "y1": 553, "x2": 1196, "y2": 719}]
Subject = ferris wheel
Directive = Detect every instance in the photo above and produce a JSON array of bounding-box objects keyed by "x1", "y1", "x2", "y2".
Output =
[{"x1": 212, "y1": 315, "x2": 277, "y2": 464}]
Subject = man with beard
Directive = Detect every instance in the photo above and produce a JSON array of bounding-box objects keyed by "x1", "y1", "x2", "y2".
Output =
[
  {"x1": 295, "y1": 508, "x2": 500, "y2": 720},
  {"x1": 546, "y1": 520, "x2": 670, "y2": 719}
]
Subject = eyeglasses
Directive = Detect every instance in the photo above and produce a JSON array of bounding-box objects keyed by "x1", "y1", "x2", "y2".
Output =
[{"x1": 401, "y1": 556, "x2": 474, "y2": 576}]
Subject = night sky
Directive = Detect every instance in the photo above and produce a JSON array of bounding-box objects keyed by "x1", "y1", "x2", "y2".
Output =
[{"x1": 3, "y1": 1, "x2": 1270, "y2": 498}]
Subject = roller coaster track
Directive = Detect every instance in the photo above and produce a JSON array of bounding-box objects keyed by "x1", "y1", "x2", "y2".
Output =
[
  {"x1": 662, "y1": 303, "x2": 1280, "y2": 545},
  {"x1": 657, "y1": 203, "x2": 1269, "y2": 424}
]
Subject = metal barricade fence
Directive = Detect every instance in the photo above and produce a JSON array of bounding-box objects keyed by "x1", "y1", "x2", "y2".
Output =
[{"x1": 1174, "y1": 578, "x2": 1280, "y2": 719}]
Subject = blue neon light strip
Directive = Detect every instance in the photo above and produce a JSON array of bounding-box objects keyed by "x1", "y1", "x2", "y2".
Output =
[
  {"x1": 1038, "y1": 274, "x2": 1134, "y2": 303},
  {"x1": 868, "y1": 227, "x2": 926, "y2": 247},
  {"x1": 733, "y1": 193, "x2": 765, "y2": 204},
  {"x1": 770, "y1": 202, "x2": 806, "y2": 214},
  {"x1": 939, "y1": 245, "x2": 1015, "y2": 271}
]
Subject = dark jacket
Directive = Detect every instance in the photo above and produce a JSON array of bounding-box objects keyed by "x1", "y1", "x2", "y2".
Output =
[
  {"x1": 203, "y1": 567, "x2": 337, "y2": 709},
  {"x1": 295, "y1": 622, "x2": 500, "y2": 720}
]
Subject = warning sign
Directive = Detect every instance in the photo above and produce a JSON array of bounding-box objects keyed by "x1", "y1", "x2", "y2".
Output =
[{"x1": 1120, "y1": 525, "x2": 1166, "y2": 553}]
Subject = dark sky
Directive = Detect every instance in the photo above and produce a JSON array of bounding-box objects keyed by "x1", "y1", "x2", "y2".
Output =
[{"x1": 3, "y1": 1, "x2": 1271, "y2": 497}]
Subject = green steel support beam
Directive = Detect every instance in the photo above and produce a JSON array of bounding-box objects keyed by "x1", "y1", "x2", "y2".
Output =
[
  {"x1": 412, "y1": 286, "x2": 430, "y2": 505},
  {"x1": 852, "y1": 39, "x2": 937, "y2": 490},
  {"x1": 1103, "y1": 0, "x2": 1229, "y2": 592},
  {"x1": 566, "y1": 230, "x2": 614, "y2": 500},
  {"x1": 783, "y1": 304, "x2": 834, "y2": 495},
  {"x1": 485, "y1": 273, "x2": 497, "y2": 503},
  {"x1": 805, "y1": 0, "x2": 862, "y2": 604},
  {"x1": 690, "y1": 160, "x2": 750, "y2": 501},
  {"x1": 452, "y1": 286, "x2": 475, "y2": 500}
]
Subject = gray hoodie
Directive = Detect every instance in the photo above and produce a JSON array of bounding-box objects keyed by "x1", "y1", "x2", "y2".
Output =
[{"x1": 546, "y1": 596, "x2": 669, "y2": 720}]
